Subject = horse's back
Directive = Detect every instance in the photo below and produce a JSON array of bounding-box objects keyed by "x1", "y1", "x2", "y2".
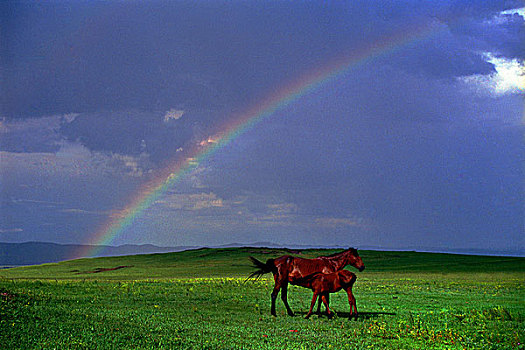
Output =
[
  {"x1": 273, "y1": 255, "x2": 293, "y2": 270},
  {"x1": 337, "y1": 270, "x2": 357, "y2": 286},
  {"x1": 338, "y1": 270, "x2": 355, "y2": 278},
  {"x1": 272, "y1": 254, "x2": 340, "y2": 283},
  {"x1": 286, "y1": 258, "x2": 335, "y2": 284}
]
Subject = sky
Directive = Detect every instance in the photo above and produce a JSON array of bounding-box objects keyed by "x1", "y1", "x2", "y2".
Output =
[{"x1": 1, "y1": 0, "x2": 523, "y2": 256}]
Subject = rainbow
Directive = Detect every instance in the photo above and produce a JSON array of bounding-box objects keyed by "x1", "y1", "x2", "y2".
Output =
[{"x1": 77, "y1": 20, "x2": 443, "y2": 258}]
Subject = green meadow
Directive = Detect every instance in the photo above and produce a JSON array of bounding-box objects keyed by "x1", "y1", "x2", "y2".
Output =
[{"x1": 1, "y1": 248, "x2": 523, "y2": 349}]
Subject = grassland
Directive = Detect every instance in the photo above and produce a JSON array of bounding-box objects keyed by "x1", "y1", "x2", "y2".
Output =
[{"x1": 1, "y1": 248, "x2": 523, "y2": 349}]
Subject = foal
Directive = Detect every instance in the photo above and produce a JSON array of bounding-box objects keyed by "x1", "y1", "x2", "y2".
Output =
[{"x1": 294, "y1": 270, "x2": 358, "y2": 320}]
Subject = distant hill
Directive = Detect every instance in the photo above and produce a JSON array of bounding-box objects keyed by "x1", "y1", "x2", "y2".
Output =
[
  {"x1": 0, "y1": 241, "x2": 330, "y2": 266},
  {"x1": 1, "y1": 241, "x2": 522, "y2": 267},
  {"x1": 0, "y1": 242, "x2": 196, "y2": 266},
  {"x1": 1, "y1": 247, "x2": 523, "y2": 280}
]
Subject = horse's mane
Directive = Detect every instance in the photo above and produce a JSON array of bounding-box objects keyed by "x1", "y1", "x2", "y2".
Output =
[{"x1": 320, "y1": 247, "x2": 358, "y2": 258}]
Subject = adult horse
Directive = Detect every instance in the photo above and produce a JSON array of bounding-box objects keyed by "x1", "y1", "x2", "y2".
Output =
[{"x1": 247, "y1": 248, "x2": 365, "y2": 316}]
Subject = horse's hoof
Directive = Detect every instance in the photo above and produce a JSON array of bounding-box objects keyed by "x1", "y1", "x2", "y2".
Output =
[
  {"x1": 304, "y1": 315, "x2": 311, "y2": 319},
  {"x1": 287, "y1": 312, "x2": 295, "y2": 317}
]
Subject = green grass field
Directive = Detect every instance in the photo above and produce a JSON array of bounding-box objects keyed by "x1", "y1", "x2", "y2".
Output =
[{"x1": 1, "y1": 248, "x2": 523, "y2": 349}]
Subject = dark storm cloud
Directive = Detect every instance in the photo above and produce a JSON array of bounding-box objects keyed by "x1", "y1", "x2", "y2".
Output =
[
  {"x1": 1, "y1": 1, "x2": 522, "y2": 251},
  {"x1": 3, "y1": 0, "x2": 521, "y2": 118},
  {"x1": 448, "y1": 10, "x2": 525, "y2": 60},
  {"x1": 58, "y1": 108, "x2": 234, "y2": 164},
  {"x1": 59, "y1": 110, "x2": 187, "y2": 162}
]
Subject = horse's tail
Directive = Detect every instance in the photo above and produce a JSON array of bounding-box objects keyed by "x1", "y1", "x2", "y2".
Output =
[{"x1": 245, "y1": 257, "x2": 276, "y2": 282}]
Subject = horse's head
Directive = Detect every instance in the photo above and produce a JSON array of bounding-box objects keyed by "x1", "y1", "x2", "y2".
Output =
[{"x1": 346, "y1": 247, "x2": 365, "y2": 272}]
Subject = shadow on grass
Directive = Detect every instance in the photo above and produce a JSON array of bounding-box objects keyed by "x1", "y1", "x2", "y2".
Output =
[
  {"x1": 293, "y1": 310, "x2": 396, "y2": 320},
  {"x1": 338, "y1": 311, "x2": 396, "y2": 320}
]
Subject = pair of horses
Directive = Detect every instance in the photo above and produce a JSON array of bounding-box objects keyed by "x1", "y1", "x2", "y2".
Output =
[{"x1": 247, "y1": 247, "x2": 365, "y2": 319}]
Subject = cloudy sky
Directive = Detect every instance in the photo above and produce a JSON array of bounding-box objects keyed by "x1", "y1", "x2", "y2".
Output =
[{"x1": 1, "y1": 1, "x2": 523, "y2": 254}]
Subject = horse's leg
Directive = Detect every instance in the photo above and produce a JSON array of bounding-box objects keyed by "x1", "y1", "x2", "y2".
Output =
[
  {"x1": 346, "y1": 288, "x2": 358, "y2": 320},
  {"x1": 315, "y1": 295, "x2": 322, "y2": 315},
  {"x1": 315, "y1": 293, "x2": 330, "y2": 316},
  {"x1": 271, "y1": 260, "x2": 292, "y2": 317},
  {"x1": 270, "y1": 282, "x2": 280, "y2": 317},
  {"x1": 280, "y1": 282, "x2": 294, "y2": 316},
  {"x1": 305, "y1": 293, "x2": 318, "y2": 319},
  {"x1": 321, "y1": 293, "x2": 332, "y2": 319}
]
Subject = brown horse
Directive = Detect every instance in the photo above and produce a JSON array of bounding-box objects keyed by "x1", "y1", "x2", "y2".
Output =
[
  {"x1": 294, "y1": 270, "x2": 358, "y2": 320},
  {"x1": 247, "y1": 248, "x2": 365, "y2": 316}
]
